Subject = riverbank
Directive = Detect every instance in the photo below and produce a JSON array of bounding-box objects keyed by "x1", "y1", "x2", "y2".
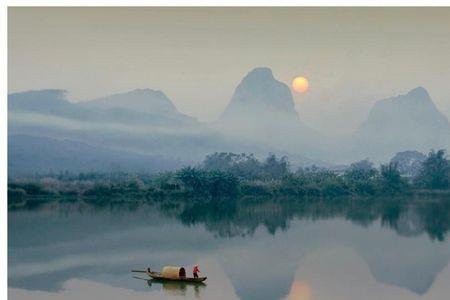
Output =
[{"x1": 8, "y1": 151, "x2": 450, "y2": 204}]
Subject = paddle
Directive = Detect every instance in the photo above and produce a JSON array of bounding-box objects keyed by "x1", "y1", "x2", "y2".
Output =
[{"x1": 132, "y1": 275, "x2": 149, "y2": 281}]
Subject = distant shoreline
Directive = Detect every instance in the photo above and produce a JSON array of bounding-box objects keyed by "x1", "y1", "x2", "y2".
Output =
[
  {"x1": 8, "y1": 149, "x2": 450, "y2": 207},
  {"x1": 8, "y1": 183, "x2": 450, "y2": 211}
]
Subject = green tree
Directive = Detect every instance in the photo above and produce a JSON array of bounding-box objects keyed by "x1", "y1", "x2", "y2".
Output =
[
  {"x1": 263, "y1": 154, "x2": 290, "y2": 179},
  {"x1": 415, "y1": 150, "x2": 450, "y2": 189},
  {"x1": 203, "y1": 152, "x2": 262, "y2": 179},
  {"x1": 344, "y1": 159, "x2": 378, "y2": 194},
  {"x1": 176, "y1": 167, "x2": 239, "y2": 199},
  {"x1": 176, "y1": 167, "x2": 208, "y2": 195},
  {"x1": 378, "y1": 163, "x2": 407, "y2": 194},
  {"x1": 206, "y1": 170, "x2": 240, "y2": 198}
]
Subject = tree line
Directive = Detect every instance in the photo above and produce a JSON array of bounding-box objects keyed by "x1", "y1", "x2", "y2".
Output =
[{"x1": 8, "y1": 149, "x2": 450, "y2": 204}]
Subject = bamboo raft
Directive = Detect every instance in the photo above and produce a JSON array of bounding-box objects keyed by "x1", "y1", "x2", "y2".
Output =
[{"x1": 132, "y1": 266, "x2": 207, "y2": 283}]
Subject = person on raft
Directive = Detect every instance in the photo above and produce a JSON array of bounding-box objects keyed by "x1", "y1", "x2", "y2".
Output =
[{"x1": 193, "y1": 265, "x2": 200, "y2": 278}]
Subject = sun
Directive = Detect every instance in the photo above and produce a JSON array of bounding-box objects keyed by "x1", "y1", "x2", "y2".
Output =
[{"x1": 292, "y1": 76, "x2": 309, "y2": 93}]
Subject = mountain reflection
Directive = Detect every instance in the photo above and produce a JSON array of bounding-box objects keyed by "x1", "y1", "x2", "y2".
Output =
[
  {"x1": 8, "y1": 195, "x2": 450, "y2": 300},
  {"x1": 282, "y1": 245, "x2": 450, "y2": 300}
]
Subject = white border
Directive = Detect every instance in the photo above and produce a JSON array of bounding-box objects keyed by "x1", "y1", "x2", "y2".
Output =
[
  {"x1": 2, "y1": 2, "x2": 450, "y2": 299},
  {"x1": 1, "y1": 3, "x2": 7, "y2": 300},
  {"x1": 5, "y1": 0, "x2": 450, "y2": 6}
]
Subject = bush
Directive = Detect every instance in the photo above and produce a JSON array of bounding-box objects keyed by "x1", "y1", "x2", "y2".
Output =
[
  {"x1": 8, "y1": 188, "x2": 27, "y2": 201},
  {"x1": 176, "y1": 167, "x2": 240, "y2": 199},
  {"x1": 344, "y1": 159, "x2": 378, "y2": 195}
]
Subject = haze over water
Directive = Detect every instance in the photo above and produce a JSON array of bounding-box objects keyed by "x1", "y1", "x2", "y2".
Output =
[{"x1": 8, "y1": 196, "x2": 450, "y2": 300}]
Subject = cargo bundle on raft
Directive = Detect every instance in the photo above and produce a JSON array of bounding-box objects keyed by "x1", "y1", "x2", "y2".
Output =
[{"x1": 132, "y1": 266, "x2": 207, "y2": 283}]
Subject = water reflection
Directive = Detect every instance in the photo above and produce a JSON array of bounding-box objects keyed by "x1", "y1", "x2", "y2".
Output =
[
  {"x1": 149, "y1": 279, "x2": 205, "y2": 298},
  {"x1": 8, "y1": 196, "x2": 450, "y2": 300},
  {"x1": 286, "y1": 281, "x2": 312, "y2": 300},
  {"x1": 282, "y1": 245, "x2": 450, "y2": 300},
  {"x1": 8, "y1": 278, "x2": 226, "y2": 300},
  {"x1": 133, "y1": 276, "x2": 206, "y2": 298},
  {"x1": 159, "y1": 195, "x2": 450, "y2": 241}
]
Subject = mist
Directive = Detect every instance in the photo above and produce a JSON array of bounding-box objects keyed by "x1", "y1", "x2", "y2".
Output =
[
  {"x1": 7, "y1": 7, "x2": 450, "y2": 175},
  {"x1": 8, "y1": 7, "x2": 450, "y2": 130}
]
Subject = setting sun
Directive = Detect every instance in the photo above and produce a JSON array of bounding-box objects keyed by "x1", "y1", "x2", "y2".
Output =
[{"x1": 292, "y1": 76, "x2": 309, "y2": 93}]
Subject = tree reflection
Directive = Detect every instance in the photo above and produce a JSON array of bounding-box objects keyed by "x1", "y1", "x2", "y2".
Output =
[
  {"x1": 157, "y1": 196, "x2": 450, "y2": 241},
  {"x1": 10, "y1": 195, "x2": 450, "y2": 241}
]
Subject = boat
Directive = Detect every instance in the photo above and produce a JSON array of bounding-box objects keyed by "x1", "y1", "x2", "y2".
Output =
[{"x1": 132, "y1": 266, "x2": 207, "y2": 283}]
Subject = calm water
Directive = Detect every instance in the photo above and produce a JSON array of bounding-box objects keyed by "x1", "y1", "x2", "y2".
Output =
[{"x1": 8, "y1": 196, "x2": 450, "y2": 300}]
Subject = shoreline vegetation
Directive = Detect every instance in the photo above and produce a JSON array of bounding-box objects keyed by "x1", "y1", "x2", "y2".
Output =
[{"x1": 8, "y1": 150, "x2": 450, "y2": 205}]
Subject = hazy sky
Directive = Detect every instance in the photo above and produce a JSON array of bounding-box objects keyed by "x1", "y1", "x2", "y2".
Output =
[{"x1": 8, "y1": 7, "x2": 450, "y2": 134}]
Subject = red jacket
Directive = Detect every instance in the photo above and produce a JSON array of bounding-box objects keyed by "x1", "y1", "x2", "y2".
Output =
[{"x1": 193, "y1": 266, "x2": 200, "y2": 273}]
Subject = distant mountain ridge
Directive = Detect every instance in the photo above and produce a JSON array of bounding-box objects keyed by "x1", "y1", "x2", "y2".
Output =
[
  {"x1": 216, "y1": 67, "x2": 323, "y2": 157},
  {"x1": 8, "y1": 89, "x2": 97, "y2": 120},
  {"x1": 220, "y1": 67, "x2": 298, "y2": 121},
  {"x1": 8, "y1": 88, "x2": 200, "y2": 128},
  {"x1": 359, "y1": 87, "x2": 449, "y2": 134},
  {"x1": 84, "y1": 88, "x2": 188, "y2": 117},
  {"x1": 7, "y1": 68, "x2": 450, "y2": 174},
  {"x1": 8, "y1": 134, "x2": 183, "y2": 176},
  {"x1": 352, "y1": 86, "x2": 450, "y2": 161},
  {"x1": 8, "y1": 84, "x2": 322, "y2": 174}
]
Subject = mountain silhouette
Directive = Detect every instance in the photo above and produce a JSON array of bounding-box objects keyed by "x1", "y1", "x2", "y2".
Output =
[
  {"x1": 7, "y1": 80, "x2": 450, "y2": 172},
  {"x1": 8, "y1": 89, "x2": 199, "y2": 127},
  {"x1": 352, "y1": 87, "x2": 450, "y2": 161},
  {"x1": 8, "y1": 134, "x2": 183, "y2": 176},
  {"x1": 220, "y1": 67, "x2": 298, "y2": 121},
  {"x1": 217, "y1": 67, "x2": 322, "y2": 157},
  {"x1": 84, "y1": 88, "x2": 189, "y2": 118}
]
